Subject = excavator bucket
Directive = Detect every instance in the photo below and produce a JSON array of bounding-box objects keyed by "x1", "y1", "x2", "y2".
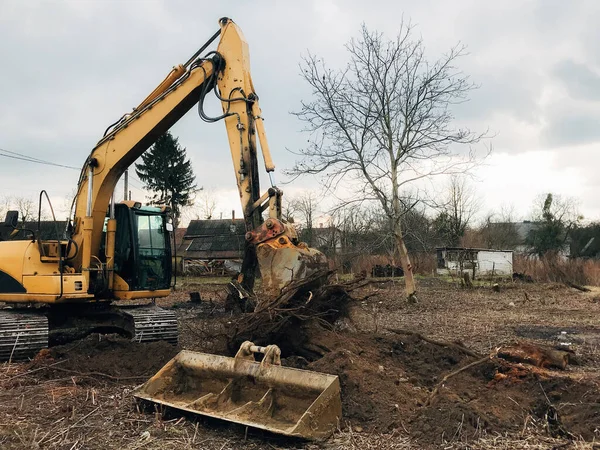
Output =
[
  {"x1": 256, "y1": 236, "x2": 329, "y2": 292},
  {"x1": 243, "y1": 219, "x2": 329, "y2": 293},
  {"x1": 133, "y1": 342, "x2": 342, "y2": 440}
]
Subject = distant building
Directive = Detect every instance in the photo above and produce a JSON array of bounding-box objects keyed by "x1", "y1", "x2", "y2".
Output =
[
  {"x1": 513, "y1": 221, "x2": 540, "y2": 253},
  {"x1": 311, "y1": 224, "x2": 342, "y2": 256},
  {"x1": 436, "y1": 247, "x2": 513, "y2": 278},
  {"x1": 509, "y1": 221, "x2": 569, "y2": 256},
  {"x1": 178, "y1": 219, "x2": 246, "y2": 274}
]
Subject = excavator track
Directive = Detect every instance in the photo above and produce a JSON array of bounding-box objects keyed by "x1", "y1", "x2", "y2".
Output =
[
  {"x1": 122, "y1": 307, "x2": 178, "y2": 345},
  {"x1": 0, "y1": 310, "x2": 48, "y2": 361},
  {"x1": 0, "y1": 305, "x2": 177, "y2": 361}
]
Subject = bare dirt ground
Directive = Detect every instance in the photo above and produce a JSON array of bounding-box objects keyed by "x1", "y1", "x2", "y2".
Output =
[{"x1": 1, "y1": 276, "x2": 599, "y2": 449}]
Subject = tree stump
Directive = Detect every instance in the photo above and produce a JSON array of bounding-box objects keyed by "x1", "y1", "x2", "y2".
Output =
[
  {"x1": 498, "y1": 342, "x2": 570, "y2": 369},
  {"x1": 189, "y1": 292, "x2": 201, "y2": 304},
  {"x1": 462, "y1": 272, "x2": 473, "y2": 288}
]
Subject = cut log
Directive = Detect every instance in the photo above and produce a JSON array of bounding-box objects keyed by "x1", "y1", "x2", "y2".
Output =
[
  {"x1": 565, "y1": 281, "x2": 591, "y2": 292},
  {"x1": 497, "y1": 342, "x2": 570, "y2": 369}
]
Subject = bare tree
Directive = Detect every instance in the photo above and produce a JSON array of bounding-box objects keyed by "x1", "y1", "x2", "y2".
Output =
[
  {"x1": 479, "y1": 203, "x2": 521, "y2": 250},
  {"x1": 281, "y1": 196, "x2": 297, "y2": 224},
  {"x1": 290, "y1": 22, "x2": 488, "y2": 302},
  {"x1": 0, "y1": 195, "x2": 9, "y2": 221},
  {"x1": 12, "y1": 196, "x2": 37, "y2": 224},
  {"x1": 401, "y1": 204, "x2": 437, "y2": 252},
  {"x1": 435, "y1": 175, "x2": 481, "y2": 246},
  {"x1": 289, "y1": 191, "x2": 320, "y2": 246},
  {"x1": 331, "y1": 204, "x2": 383, "y2": 270},
  {"x1": 182, "y1": 188, "x2": 217, "y2": 223}
]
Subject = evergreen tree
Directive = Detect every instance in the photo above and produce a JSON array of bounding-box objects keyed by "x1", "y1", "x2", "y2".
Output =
[{"x1": 135, "y1": 132, "x2": 197, "y2": 227}]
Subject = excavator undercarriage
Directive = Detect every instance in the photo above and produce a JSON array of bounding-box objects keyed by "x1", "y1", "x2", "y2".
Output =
[{"x1": 0, "y1": 304, "x2": 177, "y2": 361}]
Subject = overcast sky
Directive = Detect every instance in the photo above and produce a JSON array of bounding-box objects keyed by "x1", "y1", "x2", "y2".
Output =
[{"x1": 1, "y1": 0, "x2": 599, "y2": 224}]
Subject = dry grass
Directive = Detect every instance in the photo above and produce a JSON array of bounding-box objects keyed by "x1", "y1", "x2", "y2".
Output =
[
  {"x1": 349, "y1": 277, "x2": 600, "y2": 363},
  {"x1": 449, "y1": 435, "x2": 598, "y2": 449},
  {"x1": 515, "y1": 254, "x2": 600, "y2": 286}
]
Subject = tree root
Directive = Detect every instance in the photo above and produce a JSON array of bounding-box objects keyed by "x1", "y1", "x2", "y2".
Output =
[
  {"x1": 386, "y1": 328, "x2": 483, "y2": 359},
  {"x1": 426, "y1": 352, "x2": 495, "y2": 406}
]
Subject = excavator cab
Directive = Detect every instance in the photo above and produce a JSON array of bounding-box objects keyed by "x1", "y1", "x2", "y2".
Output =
[{"x1": 100, "y1": 202, "x2": 172, "y2": 293}]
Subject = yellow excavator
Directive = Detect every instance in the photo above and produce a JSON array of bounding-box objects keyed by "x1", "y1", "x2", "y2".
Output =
[
  {"x1": 0, "y1": 18, "x2": 327, "y2": 359},
  {"x1": 1, "y1": 18, "x2": 341, "y2": 439}
]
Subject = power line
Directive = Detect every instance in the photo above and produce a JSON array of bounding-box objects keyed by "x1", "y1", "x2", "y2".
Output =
[
  {"x1": 0, "y1": 147, "x2": 80, "y2": 170},
  {"x1": 129, "y1": 173, "x2": 146, "y2": 188},
  {"x1": 0, "y1": 147, "x2": 51, "y2": 163},
  {"x1": 0, "y1": 146, "x2": 151, "y2": 197}
]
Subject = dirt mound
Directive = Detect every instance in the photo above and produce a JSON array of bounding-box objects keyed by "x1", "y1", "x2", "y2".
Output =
[
  {"x1": 32, "y1": 334, "x2": 178, "y2": 381},
  {"x1": 306, "y1": 330, "x2": 600, "y2": 445},
  {"x1": 307, "y1": 331, "x2": 473, "y2": 431}
]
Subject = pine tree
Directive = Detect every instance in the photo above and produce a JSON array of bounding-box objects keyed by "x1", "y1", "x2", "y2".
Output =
[{"x1": 135, "y1": 132, "x2": 197, "y2": 227}]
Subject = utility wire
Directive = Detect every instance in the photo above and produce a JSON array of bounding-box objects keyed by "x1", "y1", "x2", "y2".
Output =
[
  {"x1": 0, "y1": 147, "x2": 51, "y2": 163},
  {"x1": 0, "y1": 147, "x2": 80, "y2": 170},
  {"x1": 0, "y1": 147, "x2": 151, "y2": 197}
]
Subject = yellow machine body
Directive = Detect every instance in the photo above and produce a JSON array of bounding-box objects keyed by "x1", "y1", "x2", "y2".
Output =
[{"x1": 0, "y1": 241, "x2": 90, "y2": 303}]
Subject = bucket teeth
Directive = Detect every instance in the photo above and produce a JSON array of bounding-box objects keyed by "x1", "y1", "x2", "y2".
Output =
[
  {"x1": 123, "y1": 307, "x2": 178, "y2": 345},
  {"x1": 0, "y1": 310, "x2": 48, "y2": 361}
]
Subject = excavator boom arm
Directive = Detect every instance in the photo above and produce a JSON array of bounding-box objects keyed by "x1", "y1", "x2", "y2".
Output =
[
  {"x1": 71, "y1": 19, "x2": 283, "y2": 289},
  {"x1": 62, "y1": 17, "x2": 325, "y2": 296}
]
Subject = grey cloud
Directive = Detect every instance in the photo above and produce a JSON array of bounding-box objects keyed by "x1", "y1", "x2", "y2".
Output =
[
  {"x1": 542, "y1": 111, "x2": 600, "y2": 147},
  {"x1": 454, "y1": 68, "x2": 542, "y2": 123},
  {"x1": 553, "y1": 60, "x2": 600, "y2": 101}
]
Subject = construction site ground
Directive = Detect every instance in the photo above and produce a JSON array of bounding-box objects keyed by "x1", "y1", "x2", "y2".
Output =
[{"x1": 1, "y1": 276, "x2": 599, "y2": 449}]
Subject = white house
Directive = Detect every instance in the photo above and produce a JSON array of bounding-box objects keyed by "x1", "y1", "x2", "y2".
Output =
[{"x1": 436, "y1": 247, "x2": 513, "y2": 278}]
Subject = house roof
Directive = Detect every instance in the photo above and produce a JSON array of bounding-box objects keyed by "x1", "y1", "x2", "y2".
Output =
[
  {"x1": 185, "y1": 219, "x2": 246, "y2": 237},
  {"x1": 181, "y1": 219, "x2": 247, "y2": 259},
  {"x1": 436, "y1": 247, "x2": 513, "y2": 253},
  {"x1": 187, "y1": 235, "x2": 246, "y2": 252},
  {"x1": 513, "y1": 221, "x2": 539, "y2": 242}
]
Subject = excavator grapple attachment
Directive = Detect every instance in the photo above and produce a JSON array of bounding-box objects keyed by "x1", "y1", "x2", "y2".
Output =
[{"x1": 133, "y1": 342, "x2": 342, "y2": 440}]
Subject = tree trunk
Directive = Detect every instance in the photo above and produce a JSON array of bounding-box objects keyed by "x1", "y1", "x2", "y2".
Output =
[{"x1": 393, "y1": 228, "x2": 417, "y2": 303}]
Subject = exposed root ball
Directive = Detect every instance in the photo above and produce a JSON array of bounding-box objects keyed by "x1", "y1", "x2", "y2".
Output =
[{"x1": 226, "y1": 270, "x2": 355, "y2": 356}]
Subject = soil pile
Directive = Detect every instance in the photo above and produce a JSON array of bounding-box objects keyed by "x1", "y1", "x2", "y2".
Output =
[
  {"x1": 31, "y1": 333, "x2": 178, "y2": 381},
  {"x1": 305, "y1": 330, "x2": 600, "y2": 445}
]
